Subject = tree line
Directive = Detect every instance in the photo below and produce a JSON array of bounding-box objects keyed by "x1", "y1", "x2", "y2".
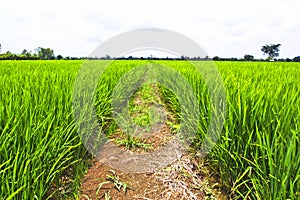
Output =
[
  {"x1": 0, "y1": 43, "x2": 300, "y2": 62},
  {"x1": 0, "y1": 45, "x2": 60, "y2": 60}
]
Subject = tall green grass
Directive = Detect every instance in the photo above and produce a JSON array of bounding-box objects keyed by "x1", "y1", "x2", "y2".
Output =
[
  {"x1": 155, "y1": 61, "x2": 300, "y2": 199},
  {"x1": 0, "y1": 60, "x2": 146, "y2": 199},
  {"x1": 0, "y1": 60, "x2": 299, "y2": 199},
  {"x1": 212, "y1": 62, "x2": 300, "y2": 199},
  {"x1": 0, "y1": 61, "x2": 87, "y2": 199}
]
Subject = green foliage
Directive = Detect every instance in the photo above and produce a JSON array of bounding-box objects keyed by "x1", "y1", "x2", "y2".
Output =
[
  {"x1": 115, "y1": 134, "x2": 152, "y2": 150},
  {"x1": 35, "y1": 47, "x2": 54, "y2": 60},
  {"x1": 0, "y1": 61, "x2": 88, "y2": 199},
  {"x1": 96, "y1": 170, "x2": 128, "y2": 195},
  {"x1": 0, "y1": 47, "x2": 55, "y2": 60},
  {"x1": 155, "y1": 61, "x2": 299, "y2": 199},
  {"x1": 129, "y1": 83, "x2": 165, "y2": 129},
  {"x1": 0, "y1": 60, "x2": 299, "y2": 200}
]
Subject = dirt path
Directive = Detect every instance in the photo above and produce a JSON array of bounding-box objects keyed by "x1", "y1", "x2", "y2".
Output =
[
  {"x1": 79, "y1": 72, "x2": 227, "y2": 199},
  {"x1": 80, "y1": 155, "x2": 225, "y2": 200}
]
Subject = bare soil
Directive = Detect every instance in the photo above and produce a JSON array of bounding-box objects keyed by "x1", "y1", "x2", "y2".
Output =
[{"x1": 79, "y1": 153, "x2": 228, "y2": 199}]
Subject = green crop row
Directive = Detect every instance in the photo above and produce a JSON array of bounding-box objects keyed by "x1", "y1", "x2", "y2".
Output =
[
  {"x1": 0, "y1": 61, "x2": 86, "y2": 199},
  {"x1": 155, "y1": 61, "x2": 299, "y2": 199}
]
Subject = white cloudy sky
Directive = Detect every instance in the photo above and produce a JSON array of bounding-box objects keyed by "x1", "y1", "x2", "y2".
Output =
[{"x1": 1, "y1": 0, "x2": 300, "y2": 58}]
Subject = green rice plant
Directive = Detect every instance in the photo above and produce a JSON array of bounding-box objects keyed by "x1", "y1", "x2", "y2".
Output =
[
  {"x1": 0, "y1": 60, "x2": 145, "y2": 199},
  {"x1": 153, "y1": 61, "x2": 299, "y2": 199},
  {"x1": 0, "y1": 60, "x2": 299, "y2": 200},
  {"x1": 0, "y1": 61, "x2": 89, "y2": 199}
]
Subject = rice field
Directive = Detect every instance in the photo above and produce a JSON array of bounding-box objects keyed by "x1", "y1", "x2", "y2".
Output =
[{"x1": 0, "y1": 60, "x2": 299, "y2": 199}]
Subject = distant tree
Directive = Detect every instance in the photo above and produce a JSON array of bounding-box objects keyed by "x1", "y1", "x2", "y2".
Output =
[
  {"x1": 230, "y1": 57, "x2": 238, "y2": 61},
  {"x1": 21, "y1": 49, "x2": 28, "y2": 55},
  {"x1": 0, "y1": 44, "x2": 2, "y2": 53},
  {"x1": 293, "y1": 56, "x2": 300, "y2": 62},
  {"x1": 21, "y1": 49, "x2": 32, "y2": 59},
  {"x1": 212, "y1": 56, "x2": 220, "y2": 61},
  {"x1": 56, "y1": 55, "x2": 63, "y2": 60},
  {"x1": 286, "y1": 58, "x2": 292, "y2": 62},
  {"x1": 3, "y1": 51, "x2": 16, "y2": 60},
  {"x1": 244, "y1": 54, "x2": 254, "y2": 61},
  {"x1": 36, "y1": 47, "x2": 54, "y2": 60},
  {"x1": 261, "y1": 44, "x2": 281, "y2": 60}
]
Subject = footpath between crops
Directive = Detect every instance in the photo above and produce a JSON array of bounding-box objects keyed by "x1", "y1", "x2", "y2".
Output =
[{"x1": 79, "y1": 71, "x2": 227, "y2": 199}]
